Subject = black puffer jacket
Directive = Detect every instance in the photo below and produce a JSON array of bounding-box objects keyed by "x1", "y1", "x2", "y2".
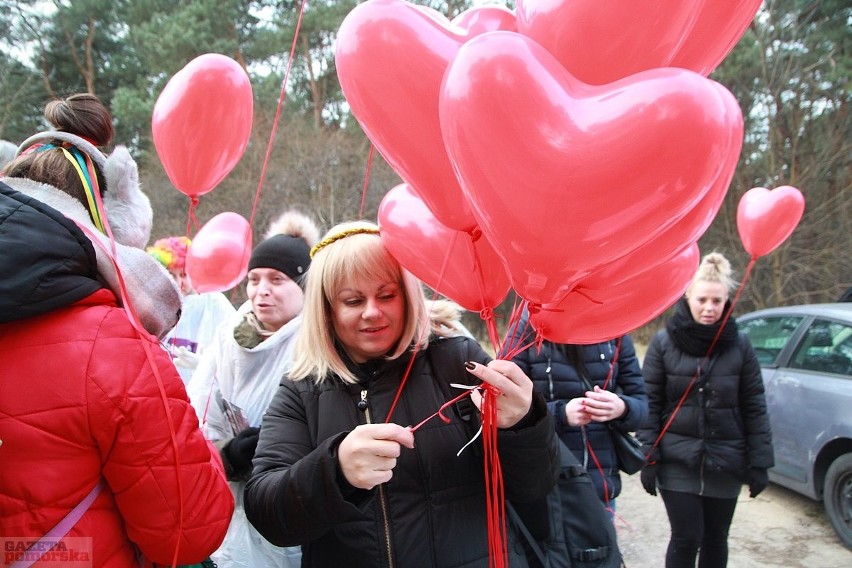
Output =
[
  {"x1": 245, "y1": 336, "x2": 560, "y2": 568},
  {"x1": 511, "y1": 326, "x2": 647, "y2": 502},
  {"x1": 638, "y1": 328, "x2": 774, "y2": 478}
]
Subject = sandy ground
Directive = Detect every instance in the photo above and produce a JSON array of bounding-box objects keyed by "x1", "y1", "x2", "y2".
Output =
[{"x1": 614, "y1": 473, "x2": 852, "y2": 568}]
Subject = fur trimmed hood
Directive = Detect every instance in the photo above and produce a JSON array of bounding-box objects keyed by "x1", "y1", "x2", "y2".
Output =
[{"x1": 0, "y1": 176, "x2": 180, "y2": 339}]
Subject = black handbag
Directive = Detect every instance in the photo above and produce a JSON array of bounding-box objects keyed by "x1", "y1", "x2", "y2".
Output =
[{"x1": 608, "y1": 425, "x2": 645, "y2": 475}]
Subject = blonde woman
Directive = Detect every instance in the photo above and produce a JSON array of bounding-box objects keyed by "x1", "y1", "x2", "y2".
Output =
[
  {"x1": 637, "y1": 252, "x2": 774, "y2": 568},
  {"x1": 245, "y1": 220, "x2": 559, "y2": 567}
]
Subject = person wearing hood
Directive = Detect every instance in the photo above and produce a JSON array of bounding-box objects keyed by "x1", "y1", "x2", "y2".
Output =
[
  {"x1": 187, "y1": 210, "x2": 320, "y2": 568},
  {"x1": 0, "y1": 93, "x2": 234, "y2": 566},
  {"x1": 637, "y1": 252, "x2": 774, "y2": 568}
]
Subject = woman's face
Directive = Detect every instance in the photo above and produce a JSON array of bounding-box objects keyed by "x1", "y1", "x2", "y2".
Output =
[
  {"x1": 170, "y1": 269, "x2": 194, "y2": 296},
  {"x1": 331, "y1": 274, "x2": 405, "y2": 363},
  {"x1": 686, "y1": 281, "x2": 728, "y2": 325},
  {"x1": 246, "y1": 268, "x2": 304, "y2": 332}
]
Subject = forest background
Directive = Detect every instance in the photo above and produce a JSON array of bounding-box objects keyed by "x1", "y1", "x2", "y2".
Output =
[{"x1": 1, "y1": 0, "x2": 849, "y2": 343}]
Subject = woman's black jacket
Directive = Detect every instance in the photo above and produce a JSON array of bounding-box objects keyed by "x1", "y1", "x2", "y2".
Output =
[
  {"x1": 637, "y1": 329, "x2": 774, "y2": 477},
  {"x1": 511, "y1": 330, "x2": 648, "y2": 501},
  {"x1": 245, "y1": 336, "x2": 560, "y2": 568}
]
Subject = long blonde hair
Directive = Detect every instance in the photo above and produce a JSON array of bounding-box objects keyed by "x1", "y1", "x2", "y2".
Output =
[{"x1": 288, "y1": 221, "x2": 431, "y2": 385}]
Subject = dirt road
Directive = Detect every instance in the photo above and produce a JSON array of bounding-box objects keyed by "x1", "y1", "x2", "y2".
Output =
[{"x1": 615, "y1": 472, "x2": 851, "y2": 568}]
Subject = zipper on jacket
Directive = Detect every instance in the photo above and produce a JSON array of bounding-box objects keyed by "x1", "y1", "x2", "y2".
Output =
[
  {"x1": 546, "y1": 350, "x2": 554, "y2": 400},
  {"x1": 359, "y1": 388, "x2": 394, "y2": 568}
]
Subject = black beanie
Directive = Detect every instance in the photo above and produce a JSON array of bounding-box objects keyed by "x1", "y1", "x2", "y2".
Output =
[{"x1": 248, "y1": 234, "x2": 311, "y2": 286}]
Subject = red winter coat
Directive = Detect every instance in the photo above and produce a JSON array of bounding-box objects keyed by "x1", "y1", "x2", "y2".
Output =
[{"x1": 0, "y1": 179, "x2": 234, "y2": 566}]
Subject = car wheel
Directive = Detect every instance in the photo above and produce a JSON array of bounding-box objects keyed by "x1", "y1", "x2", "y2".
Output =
[{"x1": 823, "y1": 453, "x2": 852, "y2": 549}]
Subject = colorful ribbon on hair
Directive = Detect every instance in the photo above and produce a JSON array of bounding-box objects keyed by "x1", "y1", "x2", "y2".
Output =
[{"x1": 35, "y1": 143, "x2": 106, "y2": 234}]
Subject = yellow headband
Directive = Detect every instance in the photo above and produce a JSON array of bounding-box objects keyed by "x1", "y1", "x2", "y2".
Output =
[{"x1": 310, "y1": 227, "x2": 380, "y2": 258}]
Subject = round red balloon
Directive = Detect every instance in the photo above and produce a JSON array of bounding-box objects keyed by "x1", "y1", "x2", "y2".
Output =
[
  {"x1": 186, "y1": 212, "x2": 252, "y2": 293},
  {"x1": 153, "y1": 53, "x2": 253, "y2": 198},
  {"x1": 378, "y1": 184, "x2": 511, "y2": 312},
  {"x1": 737, "y1": 186, "x2": 805, "y2": 258}
]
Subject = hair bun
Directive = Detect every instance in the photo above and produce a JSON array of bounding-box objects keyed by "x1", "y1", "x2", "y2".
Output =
[{"x1": 43, "y1": 94, "x2": 114, "y2": 147}]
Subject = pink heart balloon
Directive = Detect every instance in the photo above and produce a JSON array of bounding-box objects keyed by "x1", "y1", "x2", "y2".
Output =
[
  {"x1": 153, "y1": 54, "x2": 253, "y2": 198},
  {"x1": 530, "y1": 245, "x2": 699, "y2": 344},
  {"x1": 583, "y1": 95, "x2": 740, "y2": 288},
  {"x1": 451, "y1": 5, "x2": 516, "y2": 35},
  {"x1": 186, "y1": 212, "x2": 252, "y2": 293},
  {"x1": 516, "y1": 0, "x2": 761, "y2": 85},
  {"x1": 440, "y1": 31, "x2": 743, "y2": 306},
  {"x1": 737, "y1": 186, "x2": 806, "y2": 258},
  {"x1": 669, "y1": 0, "x2": 763, "y2": 76},
  {"x1": 378, "y1": 183, "x2": 511, "y2": 312},
  {"x1": 336, "y1": 0, "x2": 516, "y2": 232}
]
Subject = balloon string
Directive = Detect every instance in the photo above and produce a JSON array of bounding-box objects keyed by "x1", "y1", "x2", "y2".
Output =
[
  {"x1": 481, "y1": 388, "x2": 507, "y2": 568},
  {"x1": 383, "y1": 347, "x2": 419, "y2": 425},
  {"x1": 394, "y1": 378, "x2": 507, "y2": 566},
  {"x1": 584, "y1": 432, "x2": 613, "y2": 515},
  {"x1": 467, "y1": 228, "x2": 503, "y2": 354},
  {"x1": 498, "y1": 298, "x2": 533, "y2": 360},
  {"x1": 247, "y1": 0, "x2": 308, "y2": 229},
  {"x1": 408, "y1": 387, "x2": 478, "y2": 433},
  {"x1": 358, "y1": 144, "x2": 375, "y2": 219},
  {"x1": 186, "y1": 197, "x2": 201, "y2": 237}
]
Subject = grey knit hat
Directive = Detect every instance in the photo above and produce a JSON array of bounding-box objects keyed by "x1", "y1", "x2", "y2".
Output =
[{"x1": 248, "y1": 234, "x2": 311, "y2": 286}]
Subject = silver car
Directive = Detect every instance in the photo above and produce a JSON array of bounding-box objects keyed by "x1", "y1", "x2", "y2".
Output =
[{"x1": 738, "y1": 303, "x2": 852, "y2": 549}]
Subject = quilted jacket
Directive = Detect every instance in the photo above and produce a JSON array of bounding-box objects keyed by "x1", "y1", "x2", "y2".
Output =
[
  {"x1": 638, "y1": 328, "x2": 774, "y2": 478},
  {"x1": 245, "y1": 336, "x2": 561, "y2": 568},
  {"x1": 511, "y1": 321, "x2": 648, "y2": 502},
  {"x1": 0, "y1": 180, "x2": 234, "y2": 566}
]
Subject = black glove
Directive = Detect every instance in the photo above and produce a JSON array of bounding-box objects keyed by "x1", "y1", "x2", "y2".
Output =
[
  {"x1": 748, "y1": 467, "x2": 769, "y2": 498},
  {"x1": 223, "y1": 426, "x2": 260, "y2": 481},
  {"x1": 640, "y1": 463, "x2": 658, "y2": 496}
]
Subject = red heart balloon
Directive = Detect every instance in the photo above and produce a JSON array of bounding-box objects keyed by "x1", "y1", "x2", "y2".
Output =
[
  {"x1": 584, "y1": 108, "x2": 739, "y2": 288},
  {"x1": 737, "y1": 186, "x2": 806, "y2": 258},
  {"x1": 440, "y1": 31, "x2": 743, "y2": 306},
  {"x1": 669, "y1": 0, "x2": 763, "y2": 76},
  {"x1": 516, "y1": 0, "x2": 761, "y2": 85},
  {"x1": 336, "y1": 0, "x2": 515, "y2": 232},
  {"x1": 530, "y1": 245, "x2": 699, "y2": 344},
  {"x1": 516, "y1": 0, "x2": 696, "y2": 85},
  {"x1": 378, "y1": 183, "x2": 511, "y2": 312},
  {"x1": 153, "y1": 54, "x2": 253, "y2": 198},
  {"x1": 186, "y1": 212, "x2": 252, "y2": 293},
  {"x1": 451, "y1": 5, "x2": 516, "y2": 35}
]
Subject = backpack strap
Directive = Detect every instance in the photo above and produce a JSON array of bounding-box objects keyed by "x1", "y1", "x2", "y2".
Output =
[
  {"x1": 507, "y1": 501, "x2": 549, "y2": 568},
  {"x1": 11, "y1": 479, "x2": 105, "y2": 568}
]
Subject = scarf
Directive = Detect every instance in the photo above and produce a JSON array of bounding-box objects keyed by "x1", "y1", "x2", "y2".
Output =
[
  {"x1": 233, "y1": 311, "x2": 274, "y2": 349},
  {"x1": 666, "y1": 297, "x2": 739, "y2": 357}
]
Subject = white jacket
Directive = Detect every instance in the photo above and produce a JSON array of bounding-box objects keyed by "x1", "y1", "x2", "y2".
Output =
[
  {"x1": 163, "y1": 292, "x2": 236, "y2": 385},
  {"x1": 187, "y1": 300, "x2": 302, "y2": 568}
]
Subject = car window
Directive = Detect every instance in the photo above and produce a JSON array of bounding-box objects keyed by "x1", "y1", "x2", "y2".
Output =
[
  {"x1": 790, "y1": 319, "x2": 852, "y2": 376},
  {"x1": 739, "y1": 315, "x2": 805, "y2": 365}
]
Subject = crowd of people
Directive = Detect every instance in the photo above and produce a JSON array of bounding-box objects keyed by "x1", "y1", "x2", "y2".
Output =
[{"x1": 0, "y1": 93, "x2": 774, "y2": 568}]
